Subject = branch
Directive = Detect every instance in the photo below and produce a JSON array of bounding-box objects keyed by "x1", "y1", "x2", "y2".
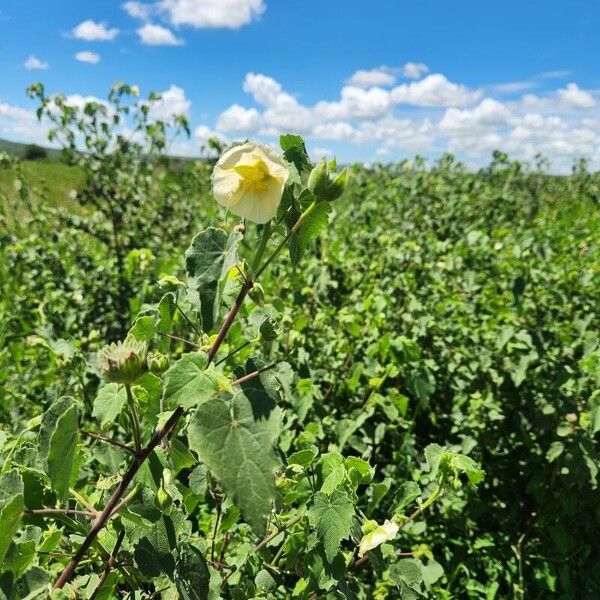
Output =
[
  {"x1": 231, "y1": 363, "x2": 277, "y2": 387},
  {"x1": 81, "y1": 430, "x2": 136, "y2": 455},
  {"x1": 89, "y1": 529, "x2": 125, "y2": 600},
  {"x1": 53, "y1": 406, "x2": 184, "y2": 589}
]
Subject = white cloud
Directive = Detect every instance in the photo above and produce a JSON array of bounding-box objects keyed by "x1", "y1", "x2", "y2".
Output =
[
  {"x1": 402, "y1": 62, "x2": 429, "y2": 79},
  {"x1": 315, "y1": 86, "x2": 392, "y2": 120},
  {"x1": 216, "y1": 104, "x2": 260, "y2": 133},
  {"x1": 557, "y1": 83, "x2": 596, "y2": 109},
  {"x1": 159, "y1": 0, "x2": 265, "y2": 29},
  {"x1": 149, "y1": 85, "x2": 191, "y2": 119},
  {"x1": 347, "y1": 68, "x2": 395, "y2": 88},
  {"x1": 439, "y1": 98, "x2": 512, "y2": 132},
  {"x1": 391, "y1": 74, "x2": 482, "y2": 107},
  {"x1": 490, "y1": 80, "x2": 537, "y2": 94},
  {"x1": 72, "y1": 20, "x2": 119, "y2": 41},
  {"x1": 137, "y1": 23, "x2": 184, "y2": 45},
  {"x1": 123, "y1": 1, "x2": 153, "y2": 19},
  {"x1": 24, "y1": 56, "x2": 48, "y2": 70},
  {"x1": 75, "y1": 51, "x2": 101, "y2": 64}
]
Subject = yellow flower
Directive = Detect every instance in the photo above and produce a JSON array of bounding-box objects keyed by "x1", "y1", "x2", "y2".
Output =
[
  {"x1": 358, "y1": 519, "x2": 399, "y2": 557},
  {"x1": 211, "y1": 142, "x2": 290, "y2": 224}
]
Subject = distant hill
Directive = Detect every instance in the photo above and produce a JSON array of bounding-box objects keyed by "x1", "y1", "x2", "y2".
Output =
[{"x1": 0, "y1": 138, "x2": 63, "y2": 161}]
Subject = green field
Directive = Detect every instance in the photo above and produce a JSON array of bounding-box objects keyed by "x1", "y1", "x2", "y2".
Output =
[{"x1": 1, "y1": 129, "x2": 599, "y2": 599}]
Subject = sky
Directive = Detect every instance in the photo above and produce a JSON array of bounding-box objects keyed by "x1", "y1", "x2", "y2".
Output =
[{"x1": 1, "y1": 0, "x2": 600, "y2": 170}]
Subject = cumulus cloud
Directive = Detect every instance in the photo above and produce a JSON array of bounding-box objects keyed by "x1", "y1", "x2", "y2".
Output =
[
  {"x1": 148, "y1": 85, "x2": 191, "y2": 120},
  {"x1": 391, "y1": 74, "x2": 482, "y2": 107},
  {"x1": 402, "y1": 62, "x2": 429, "y2": 79},
  {"x1": 557, "y1": 83, "x2": 596, "y2": 109},
  {"x1": 72, "y1": 20, "x2": 119, "y2": 41},
  {"x1": 75, "y1": 51, "x2": 101, "y2": 64},
  {"x1": 123, "y1": 1, "x2": 153, "y2": 19},
  {"x1": 346, "y1": 68, "x2": 396, "y2": 88},
  {"x1": 216, "y1": 104, "x2": 260, "y2": 132},
  {"x1": 24, "y1": 56, "x2": 48, "y2": 70},
  {"x1": 137, "y1": 23, "x2": 184, "y2": 45},
  {"x1": 125, "y1": 0, "x2": 265, "y2": 29}
]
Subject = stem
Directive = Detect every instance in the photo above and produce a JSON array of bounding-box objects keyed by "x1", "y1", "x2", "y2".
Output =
[
  {"x1": 206, "y1": 278, "x2": 254, "y2": 364},
  {"x1": 254, "y1": 201, "x2": 317, "y2": 280},
  {"x1": 69, "y1": 488, "x2": 99, "y2": 516},
  {"x1": 158, "y1": 332, "x2": 202, "y2": 349},
  {"x1": 53, "y1": 406, "x2": 184, "y2": 589},
  {"x1": 399, "y1": 483, "x2": 443, "y2": 531},
  {"x1": 215, "y1": 340, "x2": 253, "y2": 367},
  {"x1": 250, "y1": 221, "x2": 272, "y2": 275},
  {"x1": 89, "y1": 529, "x2": 125, "y2": 600},
  {"x1": 211, "y1": 499, "x2": 222, "y2": 563},
  {"x1": 206, "y1": 202, "x2": 317, "y2": 365},
  {"x1": 25, "y1": 509, "x2": 95, "y2": 518},
  {"x1": 80, "y1": 430, "x2": 135, "y2": 455},
  {"x1": 176, "y1": 302, "x2": 202, "y2": 337},
  {"x1": 125, "y1": 384, "x2": 142, "y2": 456},
  {"x1": 231, "y1": 363, "x2": 277, "y2": 386}
]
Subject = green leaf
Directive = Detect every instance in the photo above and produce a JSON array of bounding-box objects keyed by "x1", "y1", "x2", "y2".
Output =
[
  {"x1": 92, "y1": 383, "x2": 126, "y2": 428},
  {"x1": 128, "y1": 315, "x2": 156, "y2": 342},
  {"x1": 185, "y1": 227, "x2": 242, "y2": 332},
  {"x1": 162, "y1": 352, "x2": 230, "y2": 410},
  {"x1": 318, "y1": 452, "x2": 347, "y2": 495},
  {"x1": 133, "y1": 514, "x2": 178, "y2": 577},
  {"x1": 390, "y1": 558, "x2": 424, "y2": 597},
  {"x1": 396, "y1": 481, "x2": 421, "y2": 510},
  {"x1": 0, "y1": 471, "x2": 24, "y2": 568},
  {"x1": 174, "y1": 543, "x2": 220, "y2": 600},
  {"x1": 280, "y1": 133, "x2": 311, "y2": 174},
  {"x1": 289, "y1": 201, "x2": 332, "y2": 266},
  {"x1": 187, "y1": 388, "x2": 281, "y2": 534},
  {"x1": 39, "y1": 397, "x2": 79, "y2": 501},
  {"x1": 308, "y1": 490, "x2": 355, "y2": 563}
]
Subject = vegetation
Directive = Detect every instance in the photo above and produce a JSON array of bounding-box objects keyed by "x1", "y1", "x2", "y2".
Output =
[{"x1": 0, "y1": 86, "x2": 599, "y2": 599}]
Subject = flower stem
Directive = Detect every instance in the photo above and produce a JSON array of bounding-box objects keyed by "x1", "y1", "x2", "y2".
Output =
[
  {"x1": 250, "y1": 221, "x2": 272, "y2": 275},
  {"x1": 254, "y1": 201, "x2": 317, "y2": 280},
  {"x1": 125, "y1": 384, "x2": 142, "y2": 456}
]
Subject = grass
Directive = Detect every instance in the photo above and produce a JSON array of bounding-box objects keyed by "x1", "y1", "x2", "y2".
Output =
[{"x1": 0, "y1": 160, "x2": 85, "y2": 214}]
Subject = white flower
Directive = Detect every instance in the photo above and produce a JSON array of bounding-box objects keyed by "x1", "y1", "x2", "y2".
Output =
[
  {"x1": 358, "y1": 519, "x2": 399, "y2": 557},
  {"x1": 211, "y1": 142, "x2": 290, "y2": 224}
]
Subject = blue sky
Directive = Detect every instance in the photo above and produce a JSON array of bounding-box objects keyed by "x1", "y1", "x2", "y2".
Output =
[{"x1": 1, "y1": 1, "x2": 599, "y2": 169}]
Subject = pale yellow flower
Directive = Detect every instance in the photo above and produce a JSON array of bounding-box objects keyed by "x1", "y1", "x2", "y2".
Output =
[
  {"x1": 211, "y1": 142, "x2": 290, "y2": 224},
  {"x1": 358, "y1": 519, "x2": 399, "y2": 557}
]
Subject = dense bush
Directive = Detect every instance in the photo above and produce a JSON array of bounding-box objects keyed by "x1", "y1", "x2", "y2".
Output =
[
  {"x1": 23, "y1": 145, "x2": 48, "y2": 161},
  {"x1": 0, "y1": 89, "x2": 599, "y2": 598}
]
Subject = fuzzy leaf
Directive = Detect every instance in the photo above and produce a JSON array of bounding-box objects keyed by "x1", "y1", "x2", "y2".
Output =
[
  {"x1": 0, "y1": 471, "x2": 24, "y2": 568},
  {"x1": 308, "y1": 490, "x2": 355, "y2": 562}
]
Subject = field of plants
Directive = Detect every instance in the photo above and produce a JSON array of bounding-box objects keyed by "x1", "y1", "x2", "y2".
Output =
[{"x1": 0, "y1": 87, "x2": 599, "y2": 600}]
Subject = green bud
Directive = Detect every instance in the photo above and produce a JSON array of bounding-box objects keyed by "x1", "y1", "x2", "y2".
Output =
[
  {"x1": 156, "y1": 485, "x2": 172, "y2": 511},
  {"x1": 307, "y1": 159, "x2": 347, "y2": 202},
  {"x1": 249, "y1": 282, "x2": 266, "y2": 306},
  {"x1": 98, "y1": 338, "x2": 147, "y2": 384},
  {"x1": 148, "y1": 352, "x2": 169, "y2": 374}
]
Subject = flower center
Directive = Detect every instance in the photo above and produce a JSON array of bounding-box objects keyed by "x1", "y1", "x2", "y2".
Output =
[{"x1": 234, "y1": 159, "x2": 273, "y2": 193}]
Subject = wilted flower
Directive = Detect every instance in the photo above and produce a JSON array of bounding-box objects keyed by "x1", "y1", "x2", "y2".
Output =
[
  {"x1": 358, "y1": 519, "x2": 399, "y2": 557},
  {"x1": 211, "y1": 142, "x2": 290, "y2": 224},
  {"x1": 98, "y1": 338, "x2": 147, "y2": 384}
]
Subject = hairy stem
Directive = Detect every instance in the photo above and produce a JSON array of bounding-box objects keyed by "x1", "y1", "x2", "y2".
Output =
[
  {"x1": 89, "y1": 529, "x2": 125, "y2": 600},
  {"x1": 53, "y1": 407, "x2": 184, "y2": 589}
]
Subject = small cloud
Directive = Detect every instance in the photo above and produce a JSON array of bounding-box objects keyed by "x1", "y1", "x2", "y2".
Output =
[
  {"x1": 72, "y1": 19, "x2": 119, "y2": 41},
  {"x1": 539, "y1": 70, "x2": 572, "y2": 79},
  {"x1": 489, "y1": 80, "x2": 537, "y2": 94},
  {"x1": 347, "y1": 68, "x2": 395, "y2": 88},
  {"x1": 75, "y1": 51, "x2": 101, "y2": 64},
  {"x1": 136, "y1": 23, "x2": 184, "y2": 46},
  {"x1": 24, "y1": 55, "x2": 48, "y2": 70},
  {"x1": 557, "y1": 83, "x2": 596, "y2": 109},
  {"x1": 402, "y1": 62, "x2": 429, "y2": 79},
  {"x1": 122, "y1": 1, "x2": 153, "y2": 19}
]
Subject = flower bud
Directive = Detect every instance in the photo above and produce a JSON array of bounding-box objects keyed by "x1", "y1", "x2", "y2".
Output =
[
  {"x1": 156, "y1": 484, "x2": 172, "y2": 511},
  {"x1": 148, "y1": 352, "x2": 169, "y2": 374},
  {"x1": 259, "y1": 317, "x2": 279, "y2": 342},
  {"x1": 98, "y1": 338, "x2": 147, "y2": 384},
  {"x1": 308, "y1": 159, "x2": 347, "y2": 202}
]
